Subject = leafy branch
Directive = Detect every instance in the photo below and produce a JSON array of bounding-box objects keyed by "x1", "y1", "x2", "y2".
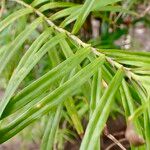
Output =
[{"x1": 0, "y1": 0, "x2": 149, "y2": 149}]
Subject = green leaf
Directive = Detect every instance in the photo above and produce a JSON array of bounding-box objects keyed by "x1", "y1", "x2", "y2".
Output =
[
  {"x1": 72, "y1": 0, "x2": 96, "y2": 34},
  {"x1": 48, "y1": 46, "x2": 61, "y2": 68},
  {"x1": 120, "y1": 86, "x2": 130, "y2": 117},
  {"x1": 60, "y1": 7, "x2": 79, "y2": 28},
  {"x1": 15, "y1": 29, "x2": 51, "y2": 72},
  {"x1": 41, "y1": 105, "x2": 63, "y2": 150},
  {"x1": 0, "y1": 0, "x2": 149, "y2": 148},
  {"x1": 0, "y1": 31, "x2": 66, "y2": 119},
  {"x1": 90, "y1": 68, "x2": 102, "y2": 149},
  {"x1": 72, "y1": 0, "x2": 123, "y2": 33},
  {"x1": 31, "y1": 0, "x2": 49, "y2": 7},
  {"x1": 90, "y1": 68, "x2": 102, "y2": 116},
  {"x1": 129, "y1": 101, "x2": 149, "y2": 121},
  {"x1": 0, "y1": 55, "x2": 105, "y2": 143},
  {"x1": 41, "y1": 113, "x2": 55, "y2": 150},
  {"x1": 50, "y1": 5, "x2": 80, "y2": 21},
  {"x1": 80, "y1": 68, "x2": 124, "y2": 150},
  {"x1": 131, "y1": 81, "x2": 150, "y2": 149},
  {"x1": 0, "y1": 44, "x2": 11, "y2": 58},
  {"x1": 59, "y1": 38, "x2": 74, "y2": 57},
  {"x1": 100, "y1": 49, "x2": 150, "y2": 57},
  {"x1": 92, "y1": 0, "x2": 122, "y2": 10},
  {"x1": 100, "y1": 49, "x2": 150, "y2": 66},
  {"x1": 122, "y1": 80, "x2": 135, "y2": 115},
  {"x1": 65, "y1": 97, "x2": 84, "y2": 135},
  {"x1": 59, "y1": 38, "x2": 91, "y2": 100},
  {"x1": 121, "y1": 80, "x2": 145, "y2": 149},
  {"x1": 1, "y1": 47, "x2": 91, "y2": 119},
  {"x1": 93, "y1": 6, "x2": 138, "y2": 16},
  {"x1": 39, "y1": 2, "x2": 76, "y2": 12},
  {"x1": 0, "y1": 17, "x2": 43, "y2": 75},
  {"x1": 0, "y1": 8, "x2": 33, "y2": 32}
]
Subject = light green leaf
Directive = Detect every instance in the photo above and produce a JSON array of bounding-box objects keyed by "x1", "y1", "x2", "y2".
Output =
[
  {"x1": 92, "y1": 0, "x2": 122, "y2": 10},
  {"x1": 1, "y1": 47, "x2": 91, "y2": 119},
  {"x1": 31, "y1": 0, "x2": 49, "y2": 7},
  {"x1": 93, "y1": 5, "x2": 138, "y2": 16},
  {"x1": 72, "y1": 0, "x2": 96, "y2": 34},
  {"x1": 50, "y1": 5, "x2": 80, "y2": 21},
  {"x1": 90, "y1": 68, "x2": 102, "y2": 116},
  {"x1": 39, "y1": 2, "x2": 76, "y2": 12},
  {"x1": 90, "y1": 68, "x2": 102, "y2": 150},
  {"x1": 41, "y1": 112, "x2": 55, "y2": 150},
  {"x1": 80, "y1": 68, "x2": 124, "y2": 150},
  {"x1": 60, "y1": 7, "x2": 80, "y2": 28},
  {"x1": 0, "y1": 31, "x2": 65, "y2": 119},
  {"x1": 0, "y1": 8, "x2": 33, "y2": 32},
  {"x1": 41, "y1": 105, "x2": 63, "y2": 150},
  {"x1": 0, "y1": 17, "x2": 43, "y2": 75},
  {"x1": 65, "y1": 97, "x2": 83, "y2": 135},
  {"x1": 0, "y1": 55, "x2": 105, "y2": 143}
]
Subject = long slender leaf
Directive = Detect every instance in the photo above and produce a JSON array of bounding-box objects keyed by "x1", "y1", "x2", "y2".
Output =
[
  {"x1": 0, "y1": 8, "x2": 33, "y2": 32},
  {"x1": 65, "y1": 97, "x2": 84, "y2": 135},
  {"x1": 50, "y1": 5, "x2": 80, "y2": 21},
  {"x1": 41, "y1": 112, "x2": 54, "y2": 150},
  {"x1": 72, "y1": 0, "x2": 96, "y2": 34},
  {"x1": 0, "y1": 32, "x2": 65, "y2": 118},
  {"x1": 41, "y1": 105, "x2": 63, "y2": 150},
  {"x1": 90, "y1": 68, "x2": 102, "y2": 150},
  {"x1": 92, "y1": 0, "x2": 122, "y2": 10},
  {"x1": 60, "y1": 7, "x2": 79, "y2": 28},
  {"x1": 80, "y1": 68, "x2": 124, "y2": 150},
  {"x1": 0, "y1": 55, "x2": 105, "y2": 143},
  {"x1": 39, "y1": 2, "x2": 76, "y2": 12},
  {"x1": 1, "y1": 47, "x2": 91, "y2": 118},
  {"x1": 0, "y1": 17, "x2": 43, "y2": 75},
  {"x1": 90, "y1": 68, "x2": 102, "y2": 116}
]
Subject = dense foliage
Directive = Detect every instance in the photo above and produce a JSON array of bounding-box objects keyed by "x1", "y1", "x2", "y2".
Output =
[{"x1": 0, "y1": 0, "x2": 150, "y2": 149}]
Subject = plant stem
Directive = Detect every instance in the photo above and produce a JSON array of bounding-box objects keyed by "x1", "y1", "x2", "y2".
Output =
[{"x1": 12, "y1": 0, "x2": 139, "y2": 82}]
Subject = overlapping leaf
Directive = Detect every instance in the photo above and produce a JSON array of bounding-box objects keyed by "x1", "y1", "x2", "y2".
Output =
[{"x1": 0, "y1": 55, "x2": 105, "y2": 143}]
